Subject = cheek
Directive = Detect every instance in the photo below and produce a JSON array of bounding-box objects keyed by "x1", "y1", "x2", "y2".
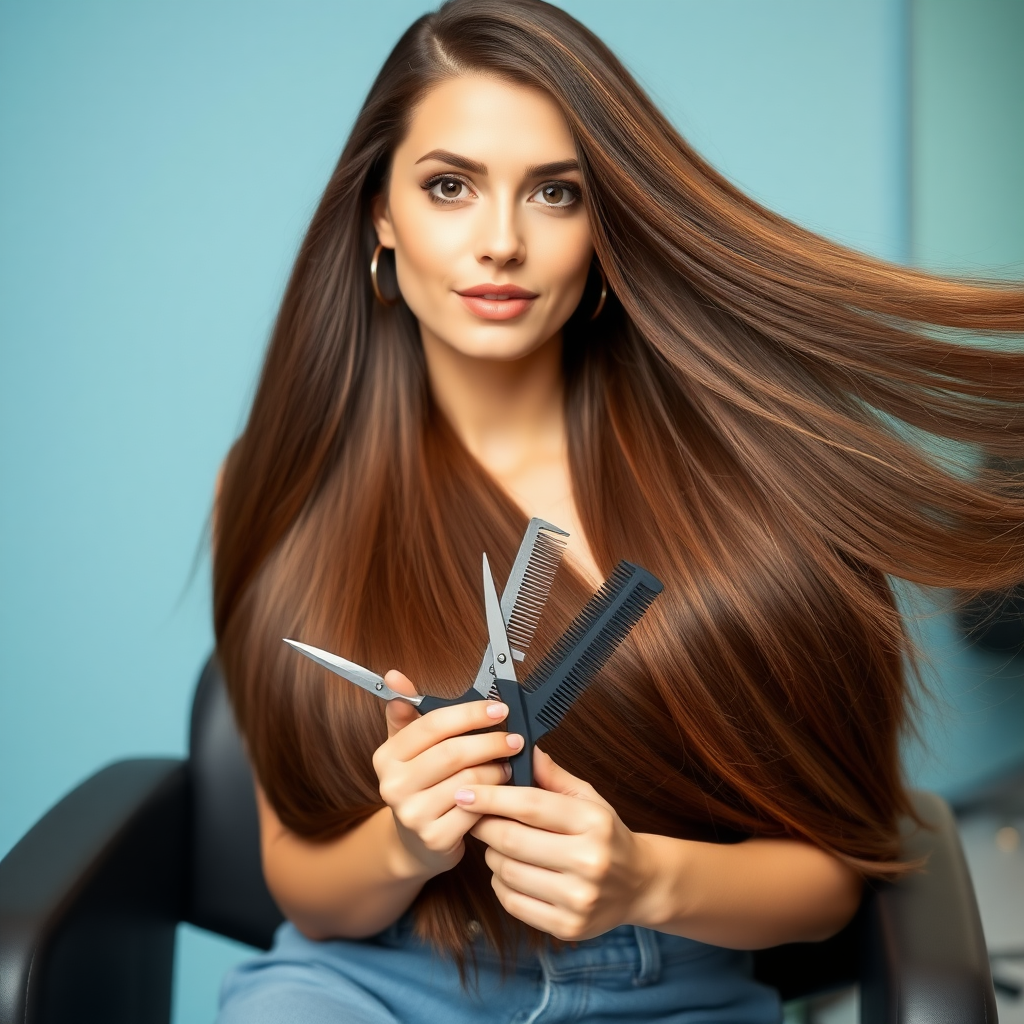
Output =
[
  {"x1": 389, "y1": 203, "x2": 466, "y2": 301},
  {"x1": 399, "y1": 226, "x2": 460, "y2": 275},
  {"x1": 540, "y1": 224, "x2": 594, "y2": 312},
  {"x1": 391, "y1": 236, "x2": 440, "y2": 309}
]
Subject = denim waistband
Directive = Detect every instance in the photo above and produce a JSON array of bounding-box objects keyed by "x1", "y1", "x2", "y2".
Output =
[
  {"x1": 375, "y1": 916, "x2": 719, "y2": 987},
  {"x1": 540, "y1": 925, "x2": 664, "y2": 986}
]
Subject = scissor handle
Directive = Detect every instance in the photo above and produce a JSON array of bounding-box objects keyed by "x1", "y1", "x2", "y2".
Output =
[
  {"x1": 495, "y1": 679, "x2": 533, "y2": 787},
  {"x1": 507, "y1": 745, "x2": 533, "y2": 787},
  {"x1": 416, "y1": 686, "x2": 533, "y2": 785},
  {"x1": 416, "y1": 689, "x2": 490, "y2": 714}
]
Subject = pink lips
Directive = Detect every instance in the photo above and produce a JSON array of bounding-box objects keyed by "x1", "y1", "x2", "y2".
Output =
[{"x1": 456, "y1": 284, "x2": 538, "y2": 321}]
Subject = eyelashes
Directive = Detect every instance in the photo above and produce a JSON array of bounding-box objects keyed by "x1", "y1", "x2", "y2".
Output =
[
  {"x1": 531, "y1": 182, "x2": 581, "y2": 209},
  {"x1": 420, "y1": 173, "x2": 582, "y2": 209},
  {"x1": 423, "y1": 174, "x2": 474, "y2": 204}
]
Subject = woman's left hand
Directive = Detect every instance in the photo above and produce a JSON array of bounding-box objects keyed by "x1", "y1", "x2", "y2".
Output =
[{"x1": 458, "y1": 748, "x2": 658, "y2": 940}]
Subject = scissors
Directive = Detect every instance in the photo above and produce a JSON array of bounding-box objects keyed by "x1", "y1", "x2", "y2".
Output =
[
  {"x1": 284, "y1": 518, "x2": 569, "y2": 712},
  {"x1": 286, "y1": 528, "x2": 663, "y2": 786},
  {"x1": 478, "y1": 552, "x2": 662, "y2": 785},
  {"x1": 481, "y1": 550, "x2": 534, "y2": 784}
]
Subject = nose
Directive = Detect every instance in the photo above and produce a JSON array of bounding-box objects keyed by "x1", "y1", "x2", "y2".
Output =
[{"x1": 475, "y1": 189, "x2": 526, "y2": 268}]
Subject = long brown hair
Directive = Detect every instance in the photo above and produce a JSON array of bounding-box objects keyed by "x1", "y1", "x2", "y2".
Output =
[{"x1": 214, "y1": 0, "x2": 1024, "y2": 962}]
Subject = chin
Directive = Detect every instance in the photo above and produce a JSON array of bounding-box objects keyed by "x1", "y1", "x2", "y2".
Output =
[
  {"x1": 420, "y1": 312, "x2": 556, "y2": 362},
  {"x1": 452, "y1": 329, "x2": 553, "y2": 362}
]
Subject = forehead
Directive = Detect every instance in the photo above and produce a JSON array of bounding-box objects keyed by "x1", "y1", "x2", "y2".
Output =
[{"x1": 397, "y1": 74, "x2": 577, "y2": 167}]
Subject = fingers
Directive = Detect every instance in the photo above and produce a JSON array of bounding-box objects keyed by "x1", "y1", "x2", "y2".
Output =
[
  {"x1": 396, "y1": 762, "x2": 512, "y2": 833},
  {"x1": 471, "y1": 815, "x2": 588, "y2": 873},
  {"x1": 385, "y1": 699, "x2": 420, "y2": 739},
  {"x1": 390, "y1": 762, "x2": 512, "y2": 855},
  {"x1": 485, "y1": 846, "x2": 596, "y2": 912},
  {"x1": 490, "y1": 874, "x2": 579, "y2": 940},
  {"x1": 408, "y1": 806, "x2": 480, "y2": 859},
  {"x1": 454, "y1": 778, "x2": 602, "y2": 835},
  {"x1": 383, "y1": 669, "x2": 419, "y2": 698},
  {"x1": 413, "y1": 731, "x2": 522, "y2": 788},
  {"x1": 379, "y1": 730, "x2": 520, "y2": 800},
  {"x1": 386, "y1": 695, "x2": 513, "y2": 762},
  {"x1": 486, "y1": 846, "x2": 616, "y2": 942},
  {"x1": 383, "y1": 671, "x2": 420, "y2": 738}
]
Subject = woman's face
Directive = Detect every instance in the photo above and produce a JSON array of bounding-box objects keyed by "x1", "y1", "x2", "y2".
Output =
[{"x1": 373, "y1": 74, "x2": 594, "y2": 362}]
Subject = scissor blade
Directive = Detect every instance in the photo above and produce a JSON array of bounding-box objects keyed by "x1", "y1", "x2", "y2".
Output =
[
  {"x1": 470, "y1": 518, "x2": 569, "y2": 698},
  {"x1": 283, "y1": 639, "x2": 422, "y2": 705},
  {"x1": 482, "y1": 554, "x2": 517, "y2": 684}
]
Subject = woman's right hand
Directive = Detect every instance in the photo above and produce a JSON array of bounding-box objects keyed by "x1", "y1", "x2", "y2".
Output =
[{"x1": 371, "y1": 670, "x2": 523, "y2": 878}]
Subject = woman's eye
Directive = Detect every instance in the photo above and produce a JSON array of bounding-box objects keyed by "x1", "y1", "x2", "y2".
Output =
[
  {"x1": 427, "y1": 176, "x2": 472, "y2": 203},
  {"x1": 530, "y1": 182, "x2": 579, "y2": 208}
]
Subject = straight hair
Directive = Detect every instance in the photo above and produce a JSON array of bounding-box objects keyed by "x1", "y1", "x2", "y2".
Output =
[{"x1": 214, "y1": 0, "x2": 1024, "y2": 965}]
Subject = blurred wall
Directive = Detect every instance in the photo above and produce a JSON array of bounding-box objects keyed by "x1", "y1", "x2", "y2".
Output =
[
  {"x1": 912, "y1": 0, "x2": 1024, "y2": 275},
  {"x1": 902, "y1": 0, "x2": 1024, "y2": 797},
  {"x1": 0, "y1": 1, "x2": 1018, "y2": 1020}
]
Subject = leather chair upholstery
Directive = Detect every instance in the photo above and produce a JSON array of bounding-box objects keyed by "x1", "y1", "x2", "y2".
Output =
[{"x1": 186, "y1": 659, "x2": 282, "y2": 948}]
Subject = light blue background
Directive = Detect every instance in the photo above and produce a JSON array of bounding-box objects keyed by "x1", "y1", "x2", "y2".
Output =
[{"x1": 1, "y1": 2, "x2": 1020, "y2": 1021}]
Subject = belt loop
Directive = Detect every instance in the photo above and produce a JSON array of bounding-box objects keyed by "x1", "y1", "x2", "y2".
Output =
[{"x1": 632, "y1": 926, "x2": 661, "y2": 986}]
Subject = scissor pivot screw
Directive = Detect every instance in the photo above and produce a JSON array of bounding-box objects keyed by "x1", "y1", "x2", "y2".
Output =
[
  {"x1": 375, "y1": 682, "x2": 383, "y2": 690},
  {"x1": 497, "y1": 653, "x2": 507, "y2": 664}
]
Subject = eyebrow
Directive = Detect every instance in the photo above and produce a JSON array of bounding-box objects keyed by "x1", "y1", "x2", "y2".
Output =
[{"x1": 414, "y1": 149, "x2": 580, "y2": 179}]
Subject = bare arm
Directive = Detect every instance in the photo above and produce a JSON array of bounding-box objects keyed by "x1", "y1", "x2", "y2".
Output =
[
  {"x1": 465, "y1": 748, "x2": 862, "y2": 949},
  {"x1": 216, "y1": 465, "x2": 415, "y2": 937},
  {"x1": 216, "y1": 470, "x2": 520, "y2": 940},
  {"x1": 636, "y1": 832, "x2": 862, "y2": 948},
  {"x1": 256, "y1": 786, "x2": 434, "y2": 940},
  {"x1": 255, "y1": 674, "x2": 520, "y2": 941},
  {"x1": 221, "y1": 466, "x2": 428, "y2": 939}
]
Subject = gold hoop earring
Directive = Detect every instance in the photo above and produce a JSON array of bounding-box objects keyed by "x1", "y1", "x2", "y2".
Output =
[
  {"x1": 590, "y1": 263, "x2": 608, "y2": 321},
  {"x1": 370, "y1": 243, "x2": 398, "y2": 307}
]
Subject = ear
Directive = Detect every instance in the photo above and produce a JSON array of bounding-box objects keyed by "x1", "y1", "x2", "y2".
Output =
[{"x1": 371, "y1": 191, "x2": 397, "y2": 250}]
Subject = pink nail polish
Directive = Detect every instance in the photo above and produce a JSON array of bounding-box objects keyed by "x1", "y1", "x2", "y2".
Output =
[
  {"x1": 486, "y1": 702, "x2": 508, "y2": 720},
  {"x1": 454, "y1": 789, "x2": 475, "y2": 804}
]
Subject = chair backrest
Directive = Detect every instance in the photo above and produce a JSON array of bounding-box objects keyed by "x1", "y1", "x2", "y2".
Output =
[{"x1": 187, "y1": 656, "x2": 283, "y2": 949}]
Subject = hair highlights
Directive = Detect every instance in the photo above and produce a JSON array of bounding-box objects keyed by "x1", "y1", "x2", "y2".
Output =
[{"x1": 214, "y1": 0, "x2": 1024, "y2": 966}]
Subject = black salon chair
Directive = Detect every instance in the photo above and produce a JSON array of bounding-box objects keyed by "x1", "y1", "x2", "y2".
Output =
[{"x1": 0, "y1": 656, "x2": 998, "y2": 1024}]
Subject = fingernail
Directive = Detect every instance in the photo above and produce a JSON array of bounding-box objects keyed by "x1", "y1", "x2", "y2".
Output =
[
  {"x1": 454, "y1": 789, "x2": 475, "y2": 804},
  {"x1": 486, "y1": 702, "x2": 508, "y2": 720},
  {"x1": 502, "y1": 762, "x2": 512, "y2": 779},
  {"x1": 506, "y1": 733, "x2": 524, "y2": 750}
]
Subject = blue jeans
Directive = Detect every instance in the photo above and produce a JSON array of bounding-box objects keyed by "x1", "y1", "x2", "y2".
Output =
[{"x1": 218, "y1": 916, "x2": 782, "y2": 1023}]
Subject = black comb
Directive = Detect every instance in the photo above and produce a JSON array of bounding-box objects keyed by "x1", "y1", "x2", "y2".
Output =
[{"x1": 495, "y1": 560, "x2": 663, "y2": 785}]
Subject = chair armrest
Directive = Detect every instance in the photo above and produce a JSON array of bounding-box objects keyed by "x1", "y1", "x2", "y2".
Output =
[
  {"x1": 0, "y1": 758, "x2": 188, "y2": 1024},
  {"x1": 860, "y1": 791, "x2": 997, "y2": 1024}
]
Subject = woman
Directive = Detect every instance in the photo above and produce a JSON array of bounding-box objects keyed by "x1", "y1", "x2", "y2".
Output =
[{"x1": 213, "y1": 1, "x2": 1024, "y2": 1021}]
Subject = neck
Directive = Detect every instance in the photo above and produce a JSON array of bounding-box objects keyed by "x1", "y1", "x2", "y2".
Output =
[{"x1": 420, "y1": 328, "x2": 566, "y2": 477}]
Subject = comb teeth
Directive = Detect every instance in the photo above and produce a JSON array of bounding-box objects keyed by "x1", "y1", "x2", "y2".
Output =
[
  {"x1": 525, "y1": 562, "x2": 634, "y2": 689},
  {"x1": 524, "y1": 562, "x2": 662, "y2": 734},
  {"x1": 504, "y1": 527, "x2": 568, "y2": 653},
  {"x1": 534, "y1": 584, "x2": 659, "y2": 732}
]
